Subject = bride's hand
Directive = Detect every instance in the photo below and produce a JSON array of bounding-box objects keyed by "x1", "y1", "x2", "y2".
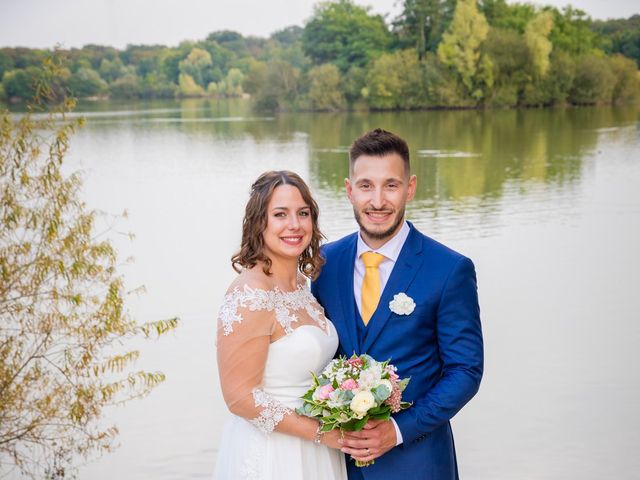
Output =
[{"x1": 320, "y1": 429, "x2": 344, "y2": 449}]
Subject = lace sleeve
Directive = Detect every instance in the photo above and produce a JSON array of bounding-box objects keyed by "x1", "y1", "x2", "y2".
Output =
[
  {"x1": 249, "y1": 388, "x2": 292, "y2": 433},
  {"x1": 216, "y1": 286, "x2": 292, "y2": 434}
]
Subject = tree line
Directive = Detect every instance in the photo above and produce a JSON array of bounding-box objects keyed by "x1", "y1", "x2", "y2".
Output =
[{"x1": 1, "y1": 0, "x2": 639, "y2": 110}]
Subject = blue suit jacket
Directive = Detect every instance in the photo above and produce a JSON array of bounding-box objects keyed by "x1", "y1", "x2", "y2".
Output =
[{"x1": 311, "y1": 222, "x2": 483, "y2": 480}]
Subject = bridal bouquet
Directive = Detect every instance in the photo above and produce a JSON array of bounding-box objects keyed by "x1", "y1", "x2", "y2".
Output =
[{"x1": 296, "y1": 354, "x2": 410, "y2": 466}]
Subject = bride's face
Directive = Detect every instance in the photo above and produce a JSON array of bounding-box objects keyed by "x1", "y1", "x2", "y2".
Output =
[{"x1": 262, "y1": 184, "x2": 313, "y2": 262}]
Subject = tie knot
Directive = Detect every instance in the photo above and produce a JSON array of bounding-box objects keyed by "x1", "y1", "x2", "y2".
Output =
[{"x1": 361, "y1": 251, "x2": 385, "y2": 268}]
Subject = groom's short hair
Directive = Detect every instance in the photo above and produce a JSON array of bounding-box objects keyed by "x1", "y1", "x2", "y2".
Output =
[{"x1": 349, "y1": 128, "x2": 410, "y2": 175}]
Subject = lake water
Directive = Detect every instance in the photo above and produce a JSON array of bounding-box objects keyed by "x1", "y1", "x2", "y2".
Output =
[{"x1": 59, "y1": 99, "x2": 640, "y2": 479}]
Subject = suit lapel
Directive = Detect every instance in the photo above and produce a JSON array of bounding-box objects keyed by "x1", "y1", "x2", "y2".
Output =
[
  {"x1": 361, "y1": 225, "x2": 424, "y2": 353},
  {"x1": 336, "y1": 234, "x2": 359, "y2": 355}
]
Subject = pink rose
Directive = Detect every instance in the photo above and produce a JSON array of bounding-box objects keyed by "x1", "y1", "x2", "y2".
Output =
[
  {"x1": 346, "y1": 357, "x2": 364, "y2": 368},
  {"x1": 313, "y1": 384, "x2": 335, "y2": 401},
  {"x1": 340, "y1": 379, "x2": 358, "y2": 391}
]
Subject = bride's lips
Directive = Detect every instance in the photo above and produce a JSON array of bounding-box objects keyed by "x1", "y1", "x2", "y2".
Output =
[{"x1": 280, "y1": 235, "x2": 304, "y2": 246}]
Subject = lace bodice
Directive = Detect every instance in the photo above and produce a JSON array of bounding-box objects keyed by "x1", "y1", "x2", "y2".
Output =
[
  {"x1": 216, "y1": 283, "x2": 337, "y2": 436},
  {"x1": 218, "y1": 284, "x2": 327, "y2": 336}
]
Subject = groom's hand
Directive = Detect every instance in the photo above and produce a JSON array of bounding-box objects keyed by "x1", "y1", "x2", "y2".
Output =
[{"x1": 339, "y1": 419, "x2": 396, "y2": 462}]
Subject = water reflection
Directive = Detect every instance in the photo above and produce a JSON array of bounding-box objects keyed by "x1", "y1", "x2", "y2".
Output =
[{"x1": 73, "y1": 99, "x2": 639, "y2": 241}]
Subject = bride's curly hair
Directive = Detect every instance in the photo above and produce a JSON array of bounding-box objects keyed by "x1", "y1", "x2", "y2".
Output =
[{"x1": 231, "y1": 171, "x2": 326, "y2": 280}]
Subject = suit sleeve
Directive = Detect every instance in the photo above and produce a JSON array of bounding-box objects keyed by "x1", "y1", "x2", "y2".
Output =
[{"x1": 394, "y1": 256, "x2": 484, "y2": 442}]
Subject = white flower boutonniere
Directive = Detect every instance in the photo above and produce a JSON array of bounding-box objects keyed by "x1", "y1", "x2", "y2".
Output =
[{"x1": 389, "y1": 293, "x2": 416, "y2": 315}]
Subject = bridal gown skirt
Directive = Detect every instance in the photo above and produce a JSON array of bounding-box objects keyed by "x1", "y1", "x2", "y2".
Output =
[
  {"x1": 214, "y1": 414, "x2": 346, "y2": 480},
  {"x1": 213, "y1": 323, "x2": 347, "y2": 480}
]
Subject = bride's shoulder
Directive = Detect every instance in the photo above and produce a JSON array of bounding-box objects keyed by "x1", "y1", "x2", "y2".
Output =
[
  {"x1": 224, "y1": 269, "x2": 274, "y2": 298},
  {"x1": 218, "y1": 274, "x2": 276, "y2": 336}
]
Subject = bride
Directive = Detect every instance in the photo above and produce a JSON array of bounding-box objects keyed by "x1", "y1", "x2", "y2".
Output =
[{"x1": 214, "y1": 171, "x2": 348, "y2": 480}]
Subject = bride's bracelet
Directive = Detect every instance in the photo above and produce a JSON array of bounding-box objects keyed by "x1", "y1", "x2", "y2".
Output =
[{"x1": 313, "y1": 424, "x2": 324, "y2": 445}]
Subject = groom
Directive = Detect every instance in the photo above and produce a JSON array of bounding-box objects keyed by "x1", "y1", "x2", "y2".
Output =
[{"x1": 311, "y1": 129, "x2": 483, "y2": 480}]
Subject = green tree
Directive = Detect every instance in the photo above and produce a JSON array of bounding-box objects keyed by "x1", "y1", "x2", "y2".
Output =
[
  {"x1": 525, "y1": 11, "x2": 554, "y2": 78},
  {"x1": 0, "y1": 50, "x2": 15, "y2": 80},
  {"x1": 480, "y1": 0, "x2": 535, "y2": 33},
  {"x1": 242, "y1": 59, "x2": 268, "y2": 95},
  {"x1": 302, "y1": 0, "x2": 391, "y2": 72},
  {"x1": 366, "y1": 49, "x2": 428, "y2": 109},
  {"x1": 1, "y1": 67, "x2": 41, "y2": 101},
  {"x1": 591, "y1": 15, "x2": 640, "y2": 67},
  {"x1": 138, "y1": 72, "x2": 177, "y2": 99},
  {"x1": 307, "y1": 64, "x2": 346, "y2": 111},
  {"x1": 159, "y1": 49, "x2": 183, "y2": 84},
  {"x1": 178, "y1": 73, "x2": 206, "y2": 97},
  {"x1": 608, "y1": 54, "x2": 640, "y2": 103},
  {"x1": 121, "y1": 45, "x2": 162, "y2": 77},
  {"x1": 199, "y1": 41, "x2": 232, "y2": 82},
  {"x1": 393, "y1": 0, "x2": 455, "y2": 59},
  {"x1": 549, "y1": 6, "x2": 602, "y2": 56},
  {"x1": 216, "y1": 68, "x2": 245, "y2": 97},
  {"x1": 206, "y1": 30, "x2": 249, "y2": 57},
  {"x1": 99, "y1": 57, "x2": 127, "y2": 83},
  {"x1": 437, "y1": 0, "x2": 493, "y2": 101},
  {"x1": 0, "y1": 62, "x2": 177, "y2": 478},
  {"x1": 253, "y1": 59, "x2": 300, "y2": 111},
  {"x1": 522, "y1": 50, "x2": 575, "y2": 106},
  {"x1": 343, "y1": 65, "x2": 367, "y2": 104},
  {"x1": 67, "y1": 67, "x2": 108, "y2": 98},
  {"x1": 179, "y1": 48, "x2": 213, "y2": 88},
  {"x1": 423, "y1": 51, "x2": 465, "y2": 105},
  {"x1": 483, "y1": 28, "x2": 529, "y2": 106},
  {"x1": 271, "y1": 26, "x2": 304, "y2": 46},
  {"x1": 109, "y1": 74, "x2": 141, "y2": 99},
  {"x1": 570, "y1": 54, "x2": 615, "y2": 104}
]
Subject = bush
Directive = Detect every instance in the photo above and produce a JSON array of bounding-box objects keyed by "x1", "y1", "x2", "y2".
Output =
[
  {"x1": 109, "y1": 74, "x2": 141, "y2": 99},
  {"x1": 570, "y1": 54, "x2": 615, "y2": 104},
  {"x1": 307, "y1": 64, "x2": 346, "y2": 111},
  {"x1": 608, "y1": 54, "x2": 640, "y2": 103},
  {"x1": 67, "y1": 67, "x2": 108, "y2": 98},
  {"x1": 178, "y1": 73, "x2": 206, "y2": 97},
  {"x1": 366, "y1": 49, "x2": 427, "y2": 109},
  {"x1": 2, "y1": 67, "x2": 41, "y2": 100},
  {"x1": 0, "y1": 64, "x2": 177, "y2": 478}
]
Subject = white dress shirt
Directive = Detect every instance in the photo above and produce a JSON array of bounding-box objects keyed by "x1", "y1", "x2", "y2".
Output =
[{"x1": 353, "y1": 221, "x2": 410, "y2": 445}]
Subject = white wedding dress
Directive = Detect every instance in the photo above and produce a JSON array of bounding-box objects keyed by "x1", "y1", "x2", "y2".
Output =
[{"x1": 213, "y1": 284, "x2": 347, "y2": 480}]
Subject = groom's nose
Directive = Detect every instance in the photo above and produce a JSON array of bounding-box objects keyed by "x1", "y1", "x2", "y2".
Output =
[{"x1": 369, "y1": 188, "x2": 384, "y2": 209}]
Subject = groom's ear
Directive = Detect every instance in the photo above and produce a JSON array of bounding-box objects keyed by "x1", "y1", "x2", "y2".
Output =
[
  {"x1": 407, "y1": 174, "x2": 417, "y2": 202},
  {"x1": 345, "y1": 177, "x2": 353, "y2": 201}
]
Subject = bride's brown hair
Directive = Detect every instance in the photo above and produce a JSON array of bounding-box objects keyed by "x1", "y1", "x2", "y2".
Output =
[{"x1": 231, "y1": 171, "x2": 325, "y2": 280}]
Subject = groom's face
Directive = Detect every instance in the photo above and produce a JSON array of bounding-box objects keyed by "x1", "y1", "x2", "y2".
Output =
[{"x1": 345, "y1": 152, "x2": 416, "y2": 248}]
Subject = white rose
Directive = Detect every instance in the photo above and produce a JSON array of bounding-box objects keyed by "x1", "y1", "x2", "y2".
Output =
[
  {"x1": 389, "y1": 292, "x2": 416, "y2": 315},
  {"x1": 350, "y1": 390, "x2": 376, "y2": 417}
]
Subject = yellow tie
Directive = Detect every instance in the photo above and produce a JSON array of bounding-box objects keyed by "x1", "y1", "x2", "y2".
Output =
[{"x1": 361, "y1": 252, "x2": 385, "y2": 325}]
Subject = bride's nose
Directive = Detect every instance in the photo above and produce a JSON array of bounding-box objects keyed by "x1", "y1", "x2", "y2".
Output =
[{"x1": 287, "y1": 214, "x2": 300, "y2": 230}]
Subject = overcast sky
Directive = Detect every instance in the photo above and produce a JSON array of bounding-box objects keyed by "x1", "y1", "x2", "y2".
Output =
[{"x1": 1, "y1": 0, "x2": 638, "y2": 50}]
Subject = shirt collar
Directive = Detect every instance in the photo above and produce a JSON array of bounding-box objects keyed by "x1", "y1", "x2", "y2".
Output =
[{"x1": 356, "y1": 221, "x2": 410, "y2": 263}]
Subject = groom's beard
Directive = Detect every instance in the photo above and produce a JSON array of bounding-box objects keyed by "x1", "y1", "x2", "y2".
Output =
[{"x1": 353, "y1": 206, "x2": 405, "y2": 242}]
